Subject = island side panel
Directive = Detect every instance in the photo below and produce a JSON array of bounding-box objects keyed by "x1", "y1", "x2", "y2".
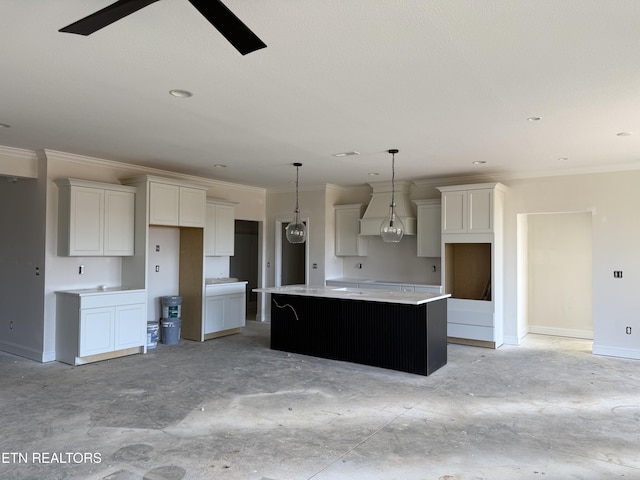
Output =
[
  {"x1": 426, "y1": 298, "x2": 448, "y2": 375},
  {"x1": 270, "y1": 293, "x2": 447, "y2": 376}
]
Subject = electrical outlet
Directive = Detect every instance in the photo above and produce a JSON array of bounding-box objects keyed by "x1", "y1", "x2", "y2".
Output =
[
  {"x1": 626, "y1": 326, "x2": 632, "y2": 334},
  {"x1": 155, "y1": 245, "x2": 160, "y2": 252},
  {"x1": 614, "y1": 271, "x2": 623, "y2": 278},
  {"x1": 155, "y1": 265, "x2": 160, "y2": 273}
]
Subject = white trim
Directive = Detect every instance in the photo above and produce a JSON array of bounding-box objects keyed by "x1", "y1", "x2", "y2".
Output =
[
  {"x1": 0, "y1": 340, "x2": 52, "y2": 363},
  {"x1": 0, "y1": 146, "x2": 38, "y2": 178},
  {"x1": 503, "y1": 335, "x2": 521, "y2": 346},
  {"x1": 592, "y1": 344, "x2": 640, "y2": 360},
  {"x1": 528, "y1": 325, "x2": 593, "y2": 340},
  {"x1": 42, "y1": 149, "x2": 266, "y2": 194},
  {"x1": 275, "y1": 217, "x2": 309, "y2": 287}
]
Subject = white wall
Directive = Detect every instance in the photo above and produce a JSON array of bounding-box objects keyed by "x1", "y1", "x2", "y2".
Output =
[
  {"x1": 147, "y1": 227, "x2": 180, "y2": 323},
  {"x1": 504, "y1": 171, "x2": 640, "y2": 359},
  {"x1": 527, "y1": 212, "x2": 593, "y2": 339}
]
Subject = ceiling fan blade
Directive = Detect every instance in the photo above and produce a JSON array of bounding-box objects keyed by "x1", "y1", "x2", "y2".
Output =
[
  {"x1": 59, "y1": 0, "x2": 160, "y2": 35},
  {"x1": 188, "y1": 0, "x2": 266, "y2": 55}
]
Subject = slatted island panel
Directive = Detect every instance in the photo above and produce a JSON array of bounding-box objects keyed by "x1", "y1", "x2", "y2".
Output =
[{"x1": 256, "y1": 286, "x2": 449, "y2": 376}]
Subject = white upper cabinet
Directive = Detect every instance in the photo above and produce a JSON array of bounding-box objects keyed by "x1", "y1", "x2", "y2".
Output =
[
  {"x1": 148, "y1": 181, "x2": 206, "y2": 227},
  {"x1": 205, "y1": 200, "x2": 236, "y2": 256},
  {"x1": 334, "y1": 204, "x2": 368, "y2": 257},
  {"x1": 55, "y1": 179, "x2": 135, "y2": 257},
  {"x1": 104, "y1": 189, "x2": 136, "y2": 256},
  {"x1": 179, "y1": 187, "x2": 207, "y2": 227},
  {"x1": 438, "y1": 183, "x2": 505, "y2": 235},
  {"x1": 414, "y1": 199, "x2": 441, "y2": 257},
  {"x1": 149, "y1": 182, "x2": 180, "y2": 226}
]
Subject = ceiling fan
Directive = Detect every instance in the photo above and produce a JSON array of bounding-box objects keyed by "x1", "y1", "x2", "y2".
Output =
[{"x1": 59, "y1": 0, "x2": 267, "y2": 55}]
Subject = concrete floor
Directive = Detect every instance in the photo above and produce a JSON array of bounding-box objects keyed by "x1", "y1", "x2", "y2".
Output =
[{"x1": 1, "y1": 321, "x2": 639, "y2": 480}]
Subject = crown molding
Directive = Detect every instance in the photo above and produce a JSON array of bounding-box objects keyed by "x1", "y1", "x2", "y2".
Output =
[{"x1": 41, "y1": 149, "x2": 266, "y2": 195}]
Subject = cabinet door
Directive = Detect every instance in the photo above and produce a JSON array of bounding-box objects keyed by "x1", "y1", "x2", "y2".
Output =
[
  {"x1": 468, "y1": 189, "x2": 493, "y2": 233},
  {"x1": 225, "y1": 293, "x2": 246, "y2": 329},
  {"x1": 335, "y1": 206, "x2": 367, "y2": 256},
  {"x1": 442, "y1": 191, "x2": 467, "y2": 234},
  {"x1": 114, "y1": 303, "x2": 146, "y2": 350},
  {"x1": 104, "y1": 189, "x2": 135, "y2": 256},
  {"x1": 417, "y1": 203, "x2": 441, "y2": 257},
  {"x1": 205, "y1": 203, "x2": 235, "y2": 256},
  {"x1": 204, "y1": 296, "x2": 225, "y2": 334},
  {"x1": 179, "y1": 187, "x2": 206, "y2": 228},
  {"x1": 69, "y1": 187, "x2": 104, "y2": 256},
  {"x1": 80, "y1": 307, "x2": 115, "y2": 356},
  {"x1": 215, "y1": 204, "x2": 235, "y2": 255},
  {"x1": 149, "y1": 182, "x2": 179, "y2": 226}
]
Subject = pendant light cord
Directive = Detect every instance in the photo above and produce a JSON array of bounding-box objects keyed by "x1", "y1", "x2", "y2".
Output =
[
  {"x1": 390, "y1": 151, "x2": 396, "y2": 210},
  {"x1": 295, "y1": 164, "x2": 300, "y2": 214}
]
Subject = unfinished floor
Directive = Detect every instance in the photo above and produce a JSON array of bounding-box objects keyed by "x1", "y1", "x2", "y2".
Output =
[{"x1": 1, "y1": 321, "x2": 639, "y2": 480}]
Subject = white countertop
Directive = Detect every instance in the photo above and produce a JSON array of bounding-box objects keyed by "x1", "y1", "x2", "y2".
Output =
[
  {"x1": 55, "y1": 287, "x2": 145, "y2": 296},
  {"x1": 326, "y1": 278, "x2": 442, "y2": 288},
  {"x1": 253, "y1": 285, "x2": 450, "y2": 305}
]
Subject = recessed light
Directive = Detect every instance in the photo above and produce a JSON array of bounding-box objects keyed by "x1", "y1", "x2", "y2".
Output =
[
  {"x1": 212, "y1": 164, "x2": 227, "y2": 168},
  {"x1": 558, "y1": 157, "x2": 569, "y2": 161},
  {"x1": 367, "y1": 172, "x2": 380, "y2": 176},
  {"x1": 169, "y1": 89, "x2": 193, "y2": 98},
  {"x1": 616, "y1": 131, "x2": 633, "y2": 136},
  {"x1": 527, "y1": 116, "x2": 541, "y2": 122},
  {"x1": 472, "y1": 161, "x2": 487, "y2": 165},
  {"x1": 332, "y1": 151, "x2": 360, "y2": 157}
]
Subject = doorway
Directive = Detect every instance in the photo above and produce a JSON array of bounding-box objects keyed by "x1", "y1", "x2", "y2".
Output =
[
  {"x1": 230, "y1": 220, "x2": 260, "y2": 318},
  {"x1": 276, "y1": 220, "x2": 307, "y2": 286},
  {"x1": 524, "y1": 211, "x2": 593, "y2": 339}
]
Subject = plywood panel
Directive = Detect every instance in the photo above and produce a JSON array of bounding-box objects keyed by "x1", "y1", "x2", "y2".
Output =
[
  {"x1": 446, "y1": 243, "x2": 491, "y2": 301},
  {"x1": 179, "y1": 227, "x2": 204, "y2": 341}
]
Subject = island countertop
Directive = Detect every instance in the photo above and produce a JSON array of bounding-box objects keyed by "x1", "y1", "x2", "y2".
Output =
[{"x1": 253, "y1": 284, "x2": 450, "y2": 305}]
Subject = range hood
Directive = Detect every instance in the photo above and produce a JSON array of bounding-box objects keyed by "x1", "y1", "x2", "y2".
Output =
[{"x1": 360, "y1": 181, "x2": 416, "y2": 236}]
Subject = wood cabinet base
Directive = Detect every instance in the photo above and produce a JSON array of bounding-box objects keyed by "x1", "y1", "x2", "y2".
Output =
[
  {"x1": 447, "y1": 337, "x2": 496, "y2": 349},
  {"x1": 74, "y1": 346, "x2": 143, "y2": 366},
  {"x1": 203, "y1": 328, "x2": 242, "y2": 340}
]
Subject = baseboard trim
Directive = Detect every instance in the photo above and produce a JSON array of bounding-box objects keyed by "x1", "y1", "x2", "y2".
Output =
[
  {"x1": 0, "y1": 341, "x2": 45, "y2": 363},
  {"x1": 528, "y1": 325, "x2": 593, "y2": 340},
  {"x1": 592, "y1": 344, "x2": 640, "y2": 360}
]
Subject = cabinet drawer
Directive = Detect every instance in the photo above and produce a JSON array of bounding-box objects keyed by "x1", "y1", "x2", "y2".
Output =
[
  {"x1": 448, "y1": 298, "x2": 493, "y2": 327},
  {"x1": 414, "y1": 285, "x2": 443, "y2": 294},
  {"x1": 447, "y1": 323, "x2": 494, "y2": 342},
  {"x1": 206, "y1": 283, "x2": 246, "y2": 296},
  {"x1": 80, "y1": 291, "x2": 146, "y2": 309}
]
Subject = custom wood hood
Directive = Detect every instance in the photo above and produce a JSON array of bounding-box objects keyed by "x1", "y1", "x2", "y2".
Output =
[{"x1": 360, "y1": 181, "x2": 416, "y2": 236}]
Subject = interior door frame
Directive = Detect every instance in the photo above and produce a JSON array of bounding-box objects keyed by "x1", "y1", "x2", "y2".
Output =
[{"x1": 275, "y1": 217, "x2": 309, "y2": 287}]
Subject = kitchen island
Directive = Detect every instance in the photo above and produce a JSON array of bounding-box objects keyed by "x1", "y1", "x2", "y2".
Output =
[{"x1": 254, "y1": 285, "x2": 450, "y2": 376}]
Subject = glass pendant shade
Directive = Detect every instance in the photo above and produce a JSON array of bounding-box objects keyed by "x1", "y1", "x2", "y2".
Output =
[
  {"x1": 380, "y1": 203, "x2": 404, "y2": 242},
  {"x1": 286, "y1": 162, "x2": 307, "y2": 244},
  {"x1": 380, "y1": 148, "x2": 404, "y2": 243},
  {"x1": 286, "y1": 212, "x2": 307, "y2": 243}
]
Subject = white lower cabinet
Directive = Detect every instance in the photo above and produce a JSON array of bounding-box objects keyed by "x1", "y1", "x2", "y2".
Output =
[
  {"x1": 204, "y1": 282, "x2": 247, "y2": 339},
  {"x1": 56, "y1": 289, "x2": 147, "y2": 365}
]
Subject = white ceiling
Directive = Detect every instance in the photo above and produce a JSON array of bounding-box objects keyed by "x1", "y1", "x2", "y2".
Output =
[{"x1": 2, "y1": 0, "x2": 640, "y2": 189}]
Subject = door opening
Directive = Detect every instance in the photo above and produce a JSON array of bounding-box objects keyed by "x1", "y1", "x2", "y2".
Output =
[{"x1": 230, "y1": 220, "x2": 260, "y2": 318}]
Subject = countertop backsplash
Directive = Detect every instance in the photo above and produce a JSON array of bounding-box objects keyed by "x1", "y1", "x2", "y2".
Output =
[{"x1": 340, "y1": 236, "x2": 441, "y2": 285}]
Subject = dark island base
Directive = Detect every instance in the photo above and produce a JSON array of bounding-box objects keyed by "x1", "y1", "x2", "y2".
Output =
[{"x1": 270, "y1": 294, "x2": 447, "y2": 376}]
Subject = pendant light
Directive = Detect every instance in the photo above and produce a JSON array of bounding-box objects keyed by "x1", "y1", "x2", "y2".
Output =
[
  {"x1": 380, "y1": 149, "x2": 405, "y2": 243},
  {"x1": 286, "y1": 162, "x2": 307, "y2": 244}
]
